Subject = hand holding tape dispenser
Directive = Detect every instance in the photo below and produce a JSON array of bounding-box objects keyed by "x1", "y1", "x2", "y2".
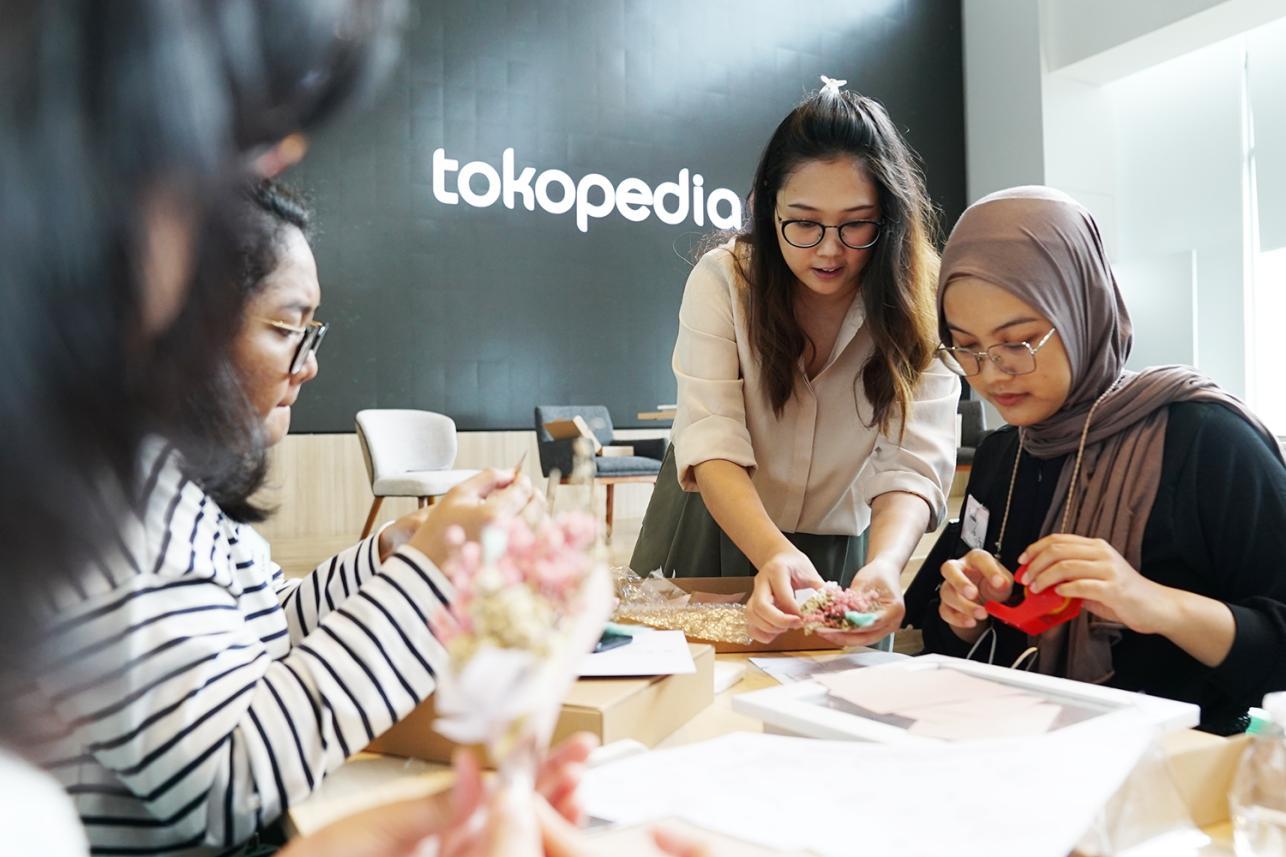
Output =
[
  {"x1": 984, "y1": 562, "x2": 1082, "y2": 635},
  {"x1": 979, "y1": 405, "x2": 1110, "y2": 637}
]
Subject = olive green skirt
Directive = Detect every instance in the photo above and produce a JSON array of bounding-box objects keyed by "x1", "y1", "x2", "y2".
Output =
[{"x1": 630, "y1": 446, "x2": 866, "y2": 585}]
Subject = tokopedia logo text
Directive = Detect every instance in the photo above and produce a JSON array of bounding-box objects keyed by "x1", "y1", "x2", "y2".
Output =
[{"x1": 432, "y1": 147, "x2": 743, "y2": 233}]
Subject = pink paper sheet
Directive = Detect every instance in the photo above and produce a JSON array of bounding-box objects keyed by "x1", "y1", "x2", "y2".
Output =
[{"x1": 816, "y1": 666, "x2": 1064, "y2": 740}]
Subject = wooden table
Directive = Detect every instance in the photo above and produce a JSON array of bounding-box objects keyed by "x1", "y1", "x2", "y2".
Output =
[
  {"x1": 286, "y1": 653, "x2": 1238, "y2": 852},
  {"x1": 286, "y1": 654, "x2": 780, "y2": 838}
]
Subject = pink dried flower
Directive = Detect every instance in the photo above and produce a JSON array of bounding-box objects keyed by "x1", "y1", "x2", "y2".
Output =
[
  {"x1": 799, "y1": 582, "x2": 885, "y2": 632},
  {"x1": 558, "y1": 511, "x2": 598, "y2": 551},
  {"x1": 437, "y1": 512, "x2": 602, "y2": 663}
]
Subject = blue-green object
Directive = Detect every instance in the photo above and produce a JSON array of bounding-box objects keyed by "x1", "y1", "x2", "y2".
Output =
[
  {"x1": 593, "y1": 629, "x2": 633, "y2": 653},
  {"x1": 844, "y1": 611, "x2": 877, "y2": 629},
  {"x1": 603, "y1": 621, "x2": 647, "y2": 637}
]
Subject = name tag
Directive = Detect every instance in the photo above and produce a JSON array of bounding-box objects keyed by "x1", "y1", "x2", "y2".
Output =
[{"x1": 961, "y1": 494, "x2": 990, "y2": 551}]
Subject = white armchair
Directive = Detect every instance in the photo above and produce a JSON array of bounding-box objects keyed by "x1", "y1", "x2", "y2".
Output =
[{"x1": 355, "y1": 409, "x2": 479, "y2": 538}]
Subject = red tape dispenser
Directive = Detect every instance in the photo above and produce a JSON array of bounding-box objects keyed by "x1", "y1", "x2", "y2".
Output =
[{"x1": 984, "y1": 563, "x2": 1082, "y2": 635}]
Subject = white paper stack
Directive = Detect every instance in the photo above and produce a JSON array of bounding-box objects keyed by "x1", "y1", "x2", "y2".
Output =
[
  {"x1": 578, "y1": 630, "x2": 695, "y2": 677},
  {"x1": 582, "y1": 720, "x2": 1157, "y2": 857}
]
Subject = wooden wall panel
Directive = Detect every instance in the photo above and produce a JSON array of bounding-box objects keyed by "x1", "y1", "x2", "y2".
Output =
[{"x1": 254, "y1": 428, "x2": 668, "y2": 574}]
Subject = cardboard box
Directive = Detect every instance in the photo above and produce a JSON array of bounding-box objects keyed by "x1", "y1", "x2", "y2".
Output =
[
  {"x1": 1069, "y1": 730, "x2": 1247, "y2": 855},
  {"x1": 661, "y1": 577, "x2": 843, "y2": 654},
  {"x1": 367, "y1": 644, "x2": 716, "y2": 763},
  {"x1": 599, "y1": 445, "x2": 635, "y2": 457},
  {"x1": 542, "y1": 416, "x2": 603, "y2": 454},
  {"x1": 1160, "y1": 729, "x2": 1249, "y2": 828}
]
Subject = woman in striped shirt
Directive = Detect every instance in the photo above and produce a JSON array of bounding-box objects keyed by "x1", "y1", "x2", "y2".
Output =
[
  {"x1": 2, "y1": 1, "x2": 419, "y2": 852},
  {"x1": 28, "y1": 180, "x2": 576, "y2": 856}
]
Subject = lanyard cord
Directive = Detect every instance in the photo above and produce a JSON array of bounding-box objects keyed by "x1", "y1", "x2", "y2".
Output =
[{"x1": 991, "y1": 381, "x2": 1120, "y2": 559}]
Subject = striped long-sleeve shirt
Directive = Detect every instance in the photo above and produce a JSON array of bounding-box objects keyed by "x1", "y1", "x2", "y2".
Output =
[{"x1": 28, "y1": 440, "x2": 453, "y2": 855}]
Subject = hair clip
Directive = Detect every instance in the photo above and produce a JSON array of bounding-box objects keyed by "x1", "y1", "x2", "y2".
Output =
[{"x1": 819, "y1": 75, "x2": 847, "y2": 97}]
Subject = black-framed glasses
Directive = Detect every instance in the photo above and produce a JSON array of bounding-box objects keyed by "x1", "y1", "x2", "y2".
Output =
[
  {"x1": 777, "y1": 215, "x2": 882, "y2": 250},
  {"x1": 938, "y1": 328, "x2": 1058, "y2": 377},
  {"x1": 259, "y1": 318, "x2": 329, "y2": 375}
]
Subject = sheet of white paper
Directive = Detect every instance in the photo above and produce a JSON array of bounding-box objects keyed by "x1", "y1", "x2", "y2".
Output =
[
  {"x1": 750, "y1": 651, "x2": 908, "y2": 684},
  {"x1": 906, "y1": 701, "x2": 1062, "y2": 740},
  {"x1": 579, "y1": 629, "x2": 695, "y2": 677},
  {"x1": 815, "y1": 665, "x2": 1028, "y2": 715},
  {"x1": 586, "y1": 818, "x2": 808, "y2": 856},
  {"x1": 896, "y1": 692, "x2": 1046, "y2": 721},
  {"x1": 582, "y1": 718, "x2": 1156, "y2": 857},
  {"x1": 793, "y1": 587, "x2": 821, "y2": 605},
  {"x1": 713, "y1": 661, "x2": 746, "y2": 694}
]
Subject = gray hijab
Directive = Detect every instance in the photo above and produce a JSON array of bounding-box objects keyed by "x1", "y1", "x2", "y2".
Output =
[{"x1": 938, "y1": 186, "x2": 1280, "y2": 683}]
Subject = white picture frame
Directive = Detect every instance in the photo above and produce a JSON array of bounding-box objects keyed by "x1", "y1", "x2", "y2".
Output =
[{"x1": 731, "y1": 654, "x2": 1200, "y2": 746}]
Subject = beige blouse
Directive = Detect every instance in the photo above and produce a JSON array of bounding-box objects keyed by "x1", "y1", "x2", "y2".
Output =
[{"x1": 671, "y1": 244, "x2": 959, "y2": 537}]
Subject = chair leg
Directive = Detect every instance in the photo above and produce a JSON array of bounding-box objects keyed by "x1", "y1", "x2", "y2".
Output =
[
  {"x1": 417, "y1": 497, "x2": 427, "y2": 509},
  {"x1": 361, "y1": 496, "x2": 384, "y2": 539},
  {"x1": 426, "y1": 494, "x2": 437, "y2": 507},
  {"x1": 605, "y1": 483, "x2": 615, "y2": 541}
]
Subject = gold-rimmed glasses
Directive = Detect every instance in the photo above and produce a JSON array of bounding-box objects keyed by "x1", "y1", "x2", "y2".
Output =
[
  {"x1": 257, "y1": 318, "x2": 328, "y2": 375},
  {"x1": 938, "y1": 328, "x2": 1057, "y2": 377}
]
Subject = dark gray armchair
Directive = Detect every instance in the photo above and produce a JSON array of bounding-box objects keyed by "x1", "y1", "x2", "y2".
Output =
[
  {"x1": 957, "y1": 398, "x2": 989, "y2": 468},
  {"x1": 534, "y1": 405, "x2": 665, "y2": 535}
]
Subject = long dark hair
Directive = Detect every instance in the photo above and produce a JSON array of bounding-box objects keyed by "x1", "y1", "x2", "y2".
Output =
[
  {"x1": 162, "y1": 180, "x2": 314, "y2": 523},
  {"x1": 205, "y1": 0, "x2": 408, "y2": 152},
  {"x1": 0, "y1": 0, "x2": 232, "y2": 663},
  {"x1": 736, "y1": 88, "x2": 940, "y2": 436},
  {"x1": 0, "y1": 0, "x2": 404, "y2": 745}
]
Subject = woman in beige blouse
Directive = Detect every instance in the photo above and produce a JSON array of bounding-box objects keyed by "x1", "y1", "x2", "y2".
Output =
[{"x1": 632, "y1": 83, "x2": 958, "y2": 645}]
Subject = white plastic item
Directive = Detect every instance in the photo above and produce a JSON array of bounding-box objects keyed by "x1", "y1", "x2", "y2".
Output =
[
  {"x1": 1230, "y1": 691, "x2": 1286, "y2": 856},
  {"x1": 1262, "y1": 691, "x2": 1286, "y2": 725}
]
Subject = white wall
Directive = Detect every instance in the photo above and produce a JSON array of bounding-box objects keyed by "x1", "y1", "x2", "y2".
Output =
[
  {"x1": 961, "y1": 0, "x2": 1286, "y2": 404},
  {"x1": 1040, "y1": 73, "x2": 1117, "y2": 257},
  {"x1": 1248, "y1": 16, "x2": 1286, "y2": 254},
  {"x1": 961, "y1": 0, "x2": 1045, "y2": 202},
  {"x1": 960, "y1": 0, "x2": 1046, "y2": 429},
  {"x1": 1105, "y1": 38, "x2": 1247, "y2": 394},
  {"x1": 1113, "y1": 252, "x2": 1197, "y2": 371},
  {"x1": 1041, "y1": 0, "x2": 1281, "y2": 81}
]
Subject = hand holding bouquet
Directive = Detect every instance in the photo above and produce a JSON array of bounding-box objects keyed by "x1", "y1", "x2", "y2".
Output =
[
  {"x1": 429, "y1": 511, "x2": 612, "y2": 855},
  {"x1": 798, "y1": 582, "x2": 886, "y2": 634}
]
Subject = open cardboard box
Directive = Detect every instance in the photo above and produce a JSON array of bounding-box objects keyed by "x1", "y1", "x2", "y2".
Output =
[
  {"x1": 1067, "y1": 729, "x2": 1248, "y2": 855},
  {"x1": 1159, "y1": 729, "x2": 1249, "y2": 828},
  {"x1": 599, "y1": 445, "x2": 635, "y2": 457},
  {"x1": 542, "y1": 416, "x2": 604, "y2": 454},
  {"x1": 544, "y1": 416, "x2": 634, "y2": 457},
  {"x1": 642, "y1": 577, "x2": 844, "y2": 654},
  {"x1": 367, "y1": 643, "x2": 715, "y2": 764}
]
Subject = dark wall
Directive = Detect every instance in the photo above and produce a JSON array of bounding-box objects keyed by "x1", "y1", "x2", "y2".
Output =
[{"x1": 289, "y1": 0, "x2": 965, "y2": 432}]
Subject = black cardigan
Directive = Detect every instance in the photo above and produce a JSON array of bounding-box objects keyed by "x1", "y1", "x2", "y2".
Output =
[{"x1": 908, "y1": 401, "x2": 1286, "y2": 734}]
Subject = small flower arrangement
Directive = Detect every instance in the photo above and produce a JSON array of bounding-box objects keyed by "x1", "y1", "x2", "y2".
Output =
[
  {"x1": 799, "y1": 582, "x2": 885, "y2": 633},
  {"x1": 431, "y1": 511, "x2": 612, "y2": 779},
  {"x1": 435, "y1": 512, "x2": 600, "y2": 659}
]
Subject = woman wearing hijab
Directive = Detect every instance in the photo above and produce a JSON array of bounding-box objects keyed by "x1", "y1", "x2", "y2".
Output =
[{"x1": 913, "y1": 186, "x2": 1286, "y2": 734}]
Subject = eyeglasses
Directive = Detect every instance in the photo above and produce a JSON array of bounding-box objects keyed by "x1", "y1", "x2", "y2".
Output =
[
  {"x1": 777, "y1": 214, "x2": 883, "y2": 250},
  {"x1": 257, "y1": 318, "x2": 329, "y2": 375},
  {"x1": 938, "y1": 328, "x2": 1058, "y2": 377}
]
